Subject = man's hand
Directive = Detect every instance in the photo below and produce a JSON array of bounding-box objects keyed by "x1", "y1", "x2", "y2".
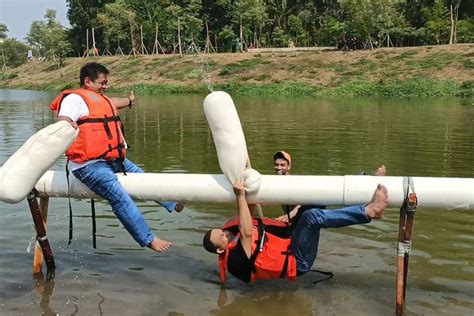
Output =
[
  {"x1": 128, "y1": 91, "x2": 135, "y2": 107},
  {"x1": 58, "y1": 115, "x2": 78, "y2": 129},
  {"x1": 275, "y1": 215, "x2": 290, "y2": 223},
  {"x1": 233, "y1": 179, "x2": 245, "y2": 197},
  {"x1": 275, "y1": 205, "x2": 301, "y2": 222}
]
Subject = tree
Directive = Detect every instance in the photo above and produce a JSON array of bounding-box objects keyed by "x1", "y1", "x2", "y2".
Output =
[
  {"x1": 96, "y1": 2, "x2": 138, "y2": 54},
  {"x1": 1, "y1": 39, "x2": 30, "y2": 68},
  {"x1": 66, "y1": 0, "x2": 113, "y2": 55},
  {"x1": 26, "y1": 9, "x2": 72, "y2": 66},
  {"x1": 340, "y1": 0, "x2": 378, "y2": 49},
  {"x1": 287, "y1": 14, "x2": 306, "y2": 46},
  {"x1": 448, "y1": 0, "x2": 461, "y2": 44},
  {"x1": 0, "y1": 23, "x2": 8, "y2": 39},
  {"x1": 422, "y1": 0, "x2": 450, "y2": 44}
]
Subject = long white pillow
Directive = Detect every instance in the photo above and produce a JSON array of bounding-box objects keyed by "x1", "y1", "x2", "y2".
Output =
[
  {"x1": 203, "y1": 91, "x2": 261, "y2": 193},
  {"x1": 0, "y1": 121, "x2": 78, "y2": 203}
]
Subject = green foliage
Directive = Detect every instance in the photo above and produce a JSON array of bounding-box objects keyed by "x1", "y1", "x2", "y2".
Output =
[
  {"x1": 332, "y1": 78, "x2": 461, "y2": 97},
  {"x1": 0, "y1": 23, "x2": 8, "y2": 39},
  {"x1": 456, "y1": 19, "x2": 474, "y2": 43},
  {"x1": 58, "y1": 0, "x2": 474, "y2": 52},
  {"x1": 26, "y1": 9, "x2": 71, "y2": 66},
  {"x1": 421, "y1": 0, "x2": 450, "y2": 44},
  {"x1": 96, "y1": 2, "x2": 137, "y2": 51},
  {"x1": 66, "y1": 0, "x2": 112, "y2": 55},
  {"x1": 218, "y1": 58, "x2": 262, "y2": 76},
  {"x1": 1, "y1": 39, "x2": 30, "y2": 68}
]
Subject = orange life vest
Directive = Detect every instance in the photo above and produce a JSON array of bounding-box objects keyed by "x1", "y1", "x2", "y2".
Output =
[
  {"x1": 218, "y1": 218, "x2": 297, "y2": 283},
  {"x1": 50, "y1": 88, "x2": 127, "y2": 163}
]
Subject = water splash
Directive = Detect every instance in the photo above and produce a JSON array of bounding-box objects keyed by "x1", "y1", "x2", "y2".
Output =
[{"x1": 185, "y1": 41, "x2": 214, "y2": 93}]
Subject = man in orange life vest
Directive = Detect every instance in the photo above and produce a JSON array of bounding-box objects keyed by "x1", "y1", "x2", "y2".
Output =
[
  {"x1": 51, "y1": 62, "x2": 183, "y2": 252},
  {"x1": 202, "y1": 179, "x2": 388, "y2": 283}
]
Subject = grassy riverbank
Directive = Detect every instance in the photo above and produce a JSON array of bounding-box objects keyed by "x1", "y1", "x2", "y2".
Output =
[{"x1": 1, "y1": 44, "x2": 473, "y2": 97}]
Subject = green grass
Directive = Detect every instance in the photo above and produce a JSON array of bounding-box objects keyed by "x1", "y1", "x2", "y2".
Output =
[
  {"x1": 331, "y1": 78, "x2": 460, "y2": 97},
  {"x1": 218, "y1": 58, "x2": 263, "y2": 76}
]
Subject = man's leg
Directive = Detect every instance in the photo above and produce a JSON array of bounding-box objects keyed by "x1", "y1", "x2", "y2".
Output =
[
  {"x1": 72, "y1": 161, "x2": 160, "y2": 248},
  {"x1": 119, "y1": 159, "x2": 183, "y2": 212},
  {"x1": 292, "y1": 184, "x2": 388, "y2": 275}
]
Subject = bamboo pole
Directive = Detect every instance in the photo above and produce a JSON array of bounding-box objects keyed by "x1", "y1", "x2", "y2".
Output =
[
  {"x1": 139, "y1": 24, "x2": 148, "y2": 55},
  {"x1": 91, "y1": 27, "x2": 98, "y2": 56},
  {"x1": 177, "y1": 17, "x2": 182, "y2": 57},
  {"x1": 83, "y1": 29, "x2": 89, "y2": 57}
]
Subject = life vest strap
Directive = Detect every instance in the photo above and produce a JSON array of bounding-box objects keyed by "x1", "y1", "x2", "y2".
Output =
[
  {"x1": 77, "y1": 116, "x2": 121, "y2": 125},
  {"x1": 249, "y1": 218, "x2": 266, "y2": 272}
]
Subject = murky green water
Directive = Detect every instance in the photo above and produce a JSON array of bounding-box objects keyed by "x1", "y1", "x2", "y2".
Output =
[{"x1": 0, "y1": 89, "x2": 473, "y2": 315}]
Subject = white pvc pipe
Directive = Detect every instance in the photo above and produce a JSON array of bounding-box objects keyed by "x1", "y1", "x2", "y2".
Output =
[{"x1": 35, "y1": 171, "x2": 474, "y2": 210}]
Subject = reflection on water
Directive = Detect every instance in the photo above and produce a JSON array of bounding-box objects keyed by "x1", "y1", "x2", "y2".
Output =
[
  {"x1": 0, "y1": 89, "x2": 473, "y2": 315},
  {"x1": 33, "y1": 271, "x2": 57, "y2": 316}
]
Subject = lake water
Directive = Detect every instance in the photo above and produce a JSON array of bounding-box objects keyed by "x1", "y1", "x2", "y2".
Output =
[{"x1": 0, "y1": 89, "x2": 473, "y2": 315}]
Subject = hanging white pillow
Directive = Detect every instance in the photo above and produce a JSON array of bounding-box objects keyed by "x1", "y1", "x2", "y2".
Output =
[
  {"x1": 0, "y1": 121, "x2": 78, "y2": 203},
  {"x1": 204, "y1": 91, "x2": 249, "y2": 184}
]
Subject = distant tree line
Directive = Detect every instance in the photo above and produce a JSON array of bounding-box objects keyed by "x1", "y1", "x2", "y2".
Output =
[{"x1": 0, "y1": 0, "x2": 473, "y2": 68}]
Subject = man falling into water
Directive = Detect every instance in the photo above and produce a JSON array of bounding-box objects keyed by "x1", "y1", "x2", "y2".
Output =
[
  {"x1": 203, "y1": 179, "x2": 388, "y2": 283},
  {"x1": 50, "y1": 62, "x2": 184, "y2": 252}
]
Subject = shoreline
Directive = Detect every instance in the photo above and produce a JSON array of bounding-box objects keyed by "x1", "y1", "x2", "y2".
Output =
[{"x1": 1, "y1": 44, "x2": 473, "y2": 98}]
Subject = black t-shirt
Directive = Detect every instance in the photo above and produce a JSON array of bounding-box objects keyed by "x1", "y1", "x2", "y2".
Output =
[{"x1": 227, "y1": 239, "x2": 253, "y2": 283}]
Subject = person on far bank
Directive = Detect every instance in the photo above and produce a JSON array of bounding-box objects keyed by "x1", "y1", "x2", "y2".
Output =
[
  {"x1": 272, "y1": 150, "x2": 386, "y2": 224},
  {"x1": 50, "y1": 62, "x2": 184, "y2": 252}
]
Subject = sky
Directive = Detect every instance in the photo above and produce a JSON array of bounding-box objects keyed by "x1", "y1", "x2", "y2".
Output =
[{"x1": 0, "y1": 0, "x2": 69, "y2": 41}]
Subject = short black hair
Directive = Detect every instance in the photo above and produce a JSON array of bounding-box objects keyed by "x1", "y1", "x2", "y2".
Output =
[
  {"x1": 79, "y1": 62, "x2": 109, "y2": 86},
  {"x1": 203, "y1": 229, "x2": 218, "y2": 254}
]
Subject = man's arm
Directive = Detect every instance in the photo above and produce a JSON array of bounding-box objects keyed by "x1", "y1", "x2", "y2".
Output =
[
  {"x1": 233, "y1": 179, "x2": 253, "y2": 258},
  {"x1": 111, "y1": 91, "x2": 135, "y2": 110}
]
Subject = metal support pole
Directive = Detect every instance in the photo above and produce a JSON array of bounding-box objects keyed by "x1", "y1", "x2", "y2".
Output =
[
  {"x1": 396, "y1": 178, "x2": 417, "y2": 316},
  {"x1": 27, "y1": 191, "x2": 55, "y2": 272}
]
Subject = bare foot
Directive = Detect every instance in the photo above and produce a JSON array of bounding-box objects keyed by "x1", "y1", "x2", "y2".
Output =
[
  {"x1": 365, "y1": 184, "x2": 389, "y2": 220},
  {"x1": 374, "y1": 165, "x2": 386, "y2": 176},
  {"x1": 174, "y1": 202, "x2": 186, "y2": 213},
  {"x1": 148, "y1": 237, "x2": 171, "y2": 252}
]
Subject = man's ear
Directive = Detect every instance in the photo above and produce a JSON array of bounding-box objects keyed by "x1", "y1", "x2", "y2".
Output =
[
  {"x1": 83, "y1": 77, "x2": 92, "y2": 87},
  {"x1": 217, "y1": 248, "x2": 225, "y2": 254}
]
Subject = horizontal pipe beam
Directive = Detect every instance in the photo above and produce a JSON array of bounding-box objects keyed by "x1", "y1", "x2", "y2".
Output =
[{"x1": 34, "y1": 171, "x2": 474, "y2": 210}]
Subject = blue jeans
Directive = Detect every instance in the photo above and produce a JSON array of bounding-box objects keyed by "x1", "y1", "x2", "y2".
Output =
[
  {"x1": 72, "y1": 159, "x2": 177, "y2": 247},
  {"x1": 291, "y1": 205, "x2": 370, "y2": 275}
]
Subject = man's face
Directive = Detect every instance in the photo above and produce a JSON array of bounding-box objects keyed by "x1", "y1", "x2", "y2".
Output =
[
  {"x1": 274, "y1": 158, "x2": 290, "y2": 175},
  {"x1": 84, "y1": 73, "x2": 108, "y2": 94},
  {"x1": 210, "y1": 229, "x2": 233, "y2": 253}
]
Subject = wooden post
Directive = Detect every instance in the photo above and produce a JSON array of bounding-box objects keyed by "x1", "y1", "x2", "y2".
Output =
[
  {"x1": 33, "y1": 197, "x2": 50, "y2": 273},
  {"x1": 28, "y1": 192, "x2": 55, "y2": 272},
  {"x1": 395, "y1": 179, "x2": 417, "y2": 316}
]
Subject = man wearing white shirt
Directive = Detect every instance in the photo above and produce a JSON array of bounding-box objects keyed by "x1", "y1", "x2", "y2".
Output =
[{"x1": 50, "y1": 62, "x2": 183, "y2": 252}]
